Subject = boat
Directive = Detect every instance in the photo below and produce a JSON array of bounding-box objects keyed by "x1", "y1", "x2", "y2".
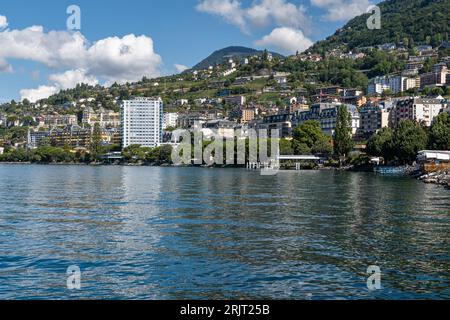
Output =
[{"x1": 373, "y1": 166, "x2": 407, "y2": 175}]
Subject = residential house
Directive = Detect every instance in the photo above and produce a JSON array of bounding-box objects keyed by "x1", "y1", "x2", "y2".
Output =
[
  {"x1": 420, "y1": 63, "x2": 448, "y2": 88},
  {"x1": 392, "y1": 97, "x2": 443, "y2": 127}
]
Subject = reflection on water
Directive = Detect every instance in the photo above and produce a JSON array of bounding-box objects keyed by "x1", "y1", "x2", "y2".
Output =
[{"x1": 0, "y1": 165, "x2": 448, "y2": 299}]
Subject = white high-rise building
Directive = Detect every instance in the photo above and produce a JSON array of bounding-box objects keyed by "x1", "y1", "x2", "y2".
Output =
[{"x1": 121, "y1": 97, "x2": 163, "y2": 149}]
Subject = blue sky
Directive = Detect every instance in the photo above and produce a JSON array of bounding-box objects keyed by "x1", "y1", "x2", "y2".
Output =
[{"x1": 0, "y1": 0, "x2": 375, "y2": 102}]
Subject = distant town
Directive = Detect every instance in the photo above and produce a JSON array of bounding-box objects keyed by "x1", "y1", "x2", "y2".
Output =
[{"x1": 0, "y1": 41, "x2": 450, "y2": 186}]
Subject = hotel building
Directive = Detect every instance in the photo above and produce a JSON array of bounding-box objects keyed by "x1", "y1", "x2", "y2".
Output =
[{"x1": 121, "y1": 97, "x2": 163, "y2": 149}]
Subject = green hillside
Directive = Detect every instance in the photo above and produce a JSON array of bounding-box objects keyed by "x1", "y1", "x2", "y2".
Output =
[
  {"x1": 309, "y1": 0, "x2": 450, "y2": 54},
  {"x1": 191, "y1": 46, "x2": 284, "y2": 71}
]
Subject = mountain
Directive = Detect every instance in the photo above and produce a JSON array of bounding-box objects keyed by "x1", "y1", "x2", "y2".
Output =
[
  {"x1": 309, "y1": 0, "x2": 450, "y2": 54},
  {"x1": 190, "y1": 46, "x2": 284, "y2": 71}
]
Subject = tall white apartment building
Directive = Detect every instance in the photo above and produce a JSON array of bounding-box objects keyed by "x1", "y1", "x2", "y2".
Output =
[{"x1": 121, "y1": 97, "x2": 163, "y2": 148}]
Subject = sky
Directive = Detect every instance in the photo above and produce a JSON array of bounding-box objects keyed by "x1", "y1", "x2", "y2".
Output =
[{"x1": 0, "y1": 0, "x2": 376, "y2": 102}]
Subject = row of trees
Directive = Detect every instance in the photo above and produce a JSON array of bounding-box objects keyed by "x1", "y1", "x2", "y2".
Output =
[
  {"x1": 282, "y1": 105, "x2": 354, "y2": 160},
  {"x1": 0, "y1": 146, "x2": 94, "y2": 163},
  {"x1": 0, "y1": 143, "x2": 173, "y2": 165},
  {"x1": 121, "y1": 144, "x2": 172, "y2": 165},
  {"x1": 367, "y1": 113, "x2": 450, "y2": 164}
]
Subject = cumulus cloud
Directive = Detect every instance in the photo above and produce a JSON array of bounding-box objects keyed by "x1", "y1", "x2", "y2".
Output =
[
  {"x1": 174, "y1": 64, "x2": 189, "y2": 73},
  {"x1": 0, "y1": 15, "x2": 7, "y2": 29},
  {"x1": 49, "y1": 69, "x2": 99, "y2": 90},
  {"x1": 20, "y1": 85, "x2": 60, "y2": 103},
  {"x1": 255, "y1": 27, "x2": 313, "y2": 55},
  {"x1": 196, "y1": 0, "x2": 310, "y2": 33},
  {"x1": 311, "y1": 0, "x2": 373, "y2": 22},
  {"x1": 21, "y1": 69, "x2": 99, "y2": 102},
  {"x1": 0, "y1": 16, "x2": 163, "y2": 101},
  {"x1": 196, "y1": 0, "x2": 246, "y2": 31}
]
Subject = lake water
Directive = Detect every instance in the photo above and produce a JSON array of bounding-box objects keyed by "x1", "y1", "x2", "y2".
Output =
[{"x1": 0, "y1": 165, "x2": 448, "y2": 300}]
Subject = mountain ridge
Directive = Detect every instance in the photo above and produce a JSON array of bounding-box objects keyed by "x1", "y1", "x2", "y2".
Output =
[
  {"x1": 308, "y1": 0, "x2": 450, "y2": 54},
  {"x1": 190, "y1": 46, "x2": 284, "y2": 71}
]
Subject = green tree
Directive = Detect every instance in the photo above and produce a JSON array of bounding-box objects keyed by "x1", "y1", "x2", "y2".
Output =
[
  {"x1": 292, "y1": 120, "x2": 332, "y2": 155},
  {"x1": 431, "y1": 86, "x2": 444, "y2": 96},
  {"x1": 90, "y1": 123, "x2": 103, "y2": 161},
  {"x1": 334, "y1": 105, "x2": 354, "y2": 159},
  {"x1": 392, "y1": 120, "x2": 428, "y2": 164},
  {"x1": 366, "y1": 127, "x2": 394, "y2": 161},
  {"x1": 429, "y1": 113, "x2": 450, "y2": 150},
  {"x1": 279, "y1": 139, "x2": 294, "y2": 155},
  {"x1": 122, "y1": 144, "x2": 152, "y2": 163},
  {"x1": 146, "y1": 145, "x2": 172, "y2": 165}
]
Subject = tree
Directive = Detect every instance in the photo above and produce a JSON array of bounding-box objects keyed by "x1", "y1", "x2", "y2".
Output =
[
  {"x1": 334, "y1": 105, "x2": 354, "y2": 159},
  {"x1": 292, "y1": 120, "x2": 332, "y2": 155},
  {"x1": 392, "y1": 120, "x2": 428, "y2": 164},
  {"x1": 431, "y1": 86, "x2": 444, "y2": 96},
  {"x1": 429, "y1": 113, "x2": 450, "y2": 150},
  {"x1": 279, "y1": 139, "x2": 294, "y2": 155},
  {"x1": 145, "y1": 145, "x2": 172, "y2": 165},
  {"x1": 366, "y1": 127, "x2": 394, "y2": 161},
  {"x1": 122, "y1": 144, "x2": 152, "y2": 163},
  {"x1": 90, "y1": 123, "x2": 103, "y2": 161}
]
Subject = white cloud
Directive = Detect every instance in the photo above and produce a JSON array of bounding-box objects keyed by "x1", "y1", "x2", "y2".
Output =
[
  {"x1": 0, "y1": 15, "x2": 7, "y2": 29},
  {"x1": 174, "y1": 64, "x2": 189, "y2": 73},
  {"x1": 311, "y1": 0, "x2": 373, "y2": 22},
  {"x1": 196, "y1": 0, "x2": 246, "y2": 31},
  {"x1": 0, "y1": 26, "x2": 163, "y2": 81},
  {"x1": 49, "y1": 69, "x2": 98, "y2": 90},
  {"x1": 247, "y1": 0, "x2": 309, "y2": 30},
  {"x1": 0, "y1": 16, "x2": 164, "y2": 101},
  {"x1": 21, "y1": 69, "x2": 99, "y2": 102},
  {"x1": 255, "y1": 27, "x2": 313, "y2": 55},
  {"x1": 86, "y1": 35, "x2": 162, "y2": 84},
  {"x1": 20, "y1": 85, "x2": 59, "y2": 103},
  {"x1": 196, "y1": 0, "x2": 310, "y2": 33}
]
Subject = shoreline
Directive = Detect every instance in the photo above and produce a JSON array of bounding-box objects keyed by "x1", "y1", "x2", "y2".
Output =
[{"x1": 0, "y1": 162, "x2": 448, "y2": 188}]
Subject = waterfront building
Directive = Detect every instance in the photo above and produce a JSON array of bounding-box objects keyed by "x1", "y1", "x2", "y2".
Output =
[
  {"x1": 27, "y1": 125, "x2": 92, "y2": 149},
  {"x1": 393, "y1": 97, "x2": 443, "y2": 127},
  {"x1": 258, "y1": 113, "x2": 293, "y2": 138},
  {"x1": 293, "y1": 102, "x2": 360, "y2": 136},
  {"x1": 417, "y1": 150, "x2": 450, "y2": 173},
  {"x1": 202, "y1": 120, "x2": 237, "y2": 139},
  {"x1": 121, "y1": 97, "x2": 163, "y2": 149},
  {"x1": 358, "y1": 103, "x2": 390, "y2": 138}
]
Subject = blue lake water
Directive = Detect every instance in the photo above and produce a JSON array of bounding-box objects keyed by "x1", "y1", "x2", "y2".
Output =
[{"x1": 0, "y1": 165, "x2": 449, "y2": 299}]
